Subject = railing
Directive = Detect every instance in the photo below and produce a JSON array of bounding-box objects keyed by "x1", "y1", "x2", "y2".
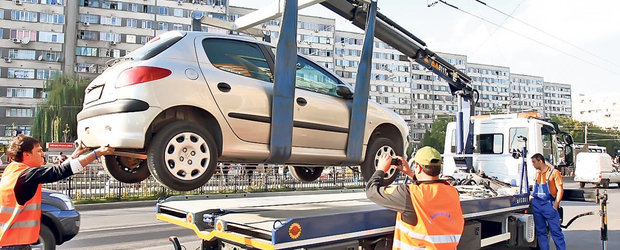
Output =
[{"x1": 41, "y1": 164, "x2": 368, "y2": 201}]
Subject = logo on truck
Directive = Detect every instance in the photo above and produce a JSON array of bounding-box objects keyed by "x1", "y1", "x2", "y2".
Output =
[{"x1": 288, "y1": 222, "x2": 302, "y2": 239}]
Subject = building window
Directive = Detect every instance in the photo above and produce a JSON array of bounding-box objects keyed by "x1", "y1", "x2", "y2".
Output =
[
  {"x1": 173, "y1": 9, "x2": 184, "y2": 17},
  {"x1": 8, "y1": 68, "x2": 36, "y2": 79},
  {"x1": 80, "y1": 14, "x2": 99, "y2": 24},
  {"x1": 40, "y1": 13, "x2": 65, "y2": 24},
  {"x1": 79, "y1": 30, "x2": 98, "y2": 40},
  {"x1": 126, "y1": 35, "x2": 136, "y2": 44},
  {"x1": 11, "y1": 10, "x2": 38, "y2": 22},
  {"x1": 7, "y1": 88, "x2": 34, "y2": 98},
  {"x1": 76, "y1": 63, "x2": 98, "y2": 73},
  {"x1": 37, "y1": 69, "x2": 58, "y2": 80},
  {"x1": 76, "y1": 47, "x2": 98, "y2": 57},
  {"x1": 39, "y1": 32, "x2": 65, "y2": 43},
  {"x1": 10, "y1": 30, "x2": 37, "y2": 41},
  {"x1": 8, "y1": 49, "x2": 36, "y2": 60},
  {"x1": 158, "y1": 22, "x2": 169, "y2": 30},
  {"x1": 172, "y1": 24, "x2": 183, "y2": 30},
  {"x1": 126, "y1": 19, "x2": 138, "y2": 28},
  {"x1": 5, "y1": 108, "x2": 34, "y2": 118},
  {"x1": 101, "y1": 16, "x2": 122, "y2": 26},
  {"x1": 80, "y1": 0, "x2": 100, "y2": 7},
  {"x1": 158, "y1": 7, "x2": 169, "y2": 15},
  {"x1": 141, "y1": 20, "x2": 152, "y2": 29},
  {"x1": 99, "y1": 32, "x2": 121, "y2": 42},
  {"x1": 4, "y1": 126, "x2": 32, "y2": 137},
  {"x1": 42, "y1": 0, "x2": 65, "y2": 5}
]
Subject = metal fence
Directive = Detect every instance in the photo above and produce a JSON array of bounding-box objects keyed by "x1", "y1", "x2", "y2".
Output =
[{"x1": 41, "y1": 163, "x2": 367, "y2": 201}]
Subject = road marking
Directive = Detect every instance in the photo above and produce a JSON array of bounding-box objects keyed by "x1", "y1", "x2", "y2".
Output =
[
  {"x1": 79, "y1": 222, "x2": 171, "y2": 233},
  {"x1": 136, "y1": 239, "x2": 202, "y2": 250}
]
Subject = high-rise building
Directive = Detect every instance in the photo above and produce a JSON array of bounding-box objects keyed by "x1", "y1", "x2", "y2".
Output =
[
  {"x1": 543, "y1": 82, "x2": 572, "y2": 118},
  {"x1": 467, "y1": 63, "x2": 511, "y2": 115},
  {"x1": 573, "y1": 93, "x2": 619, "y2": 130},
  {"x1": 509, "y1": 73, "x2": 544, "y2": 114}
]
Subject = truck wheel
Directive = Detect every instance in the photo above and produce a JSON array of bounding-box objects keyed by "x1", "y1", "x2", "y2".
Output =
[
  {"x1": 601, "y1": 179, "x2": 610, "y2": 188},
  {"x1": 147, "y1": 121, "x2": 218, "y2": 191},
  {"x1": 579, "y1": 182, "x2": 585, "y2": 188},
  {"x1": 289, "y1": 166, "x2": 324, "y2": 182},
  {"x1": 361, "y1": 137, "x2": 400, "y2": 185},
  {"x1": 103, "y1": 156, "x2": 150, "y2": 183},
  {"x1": 32, "y1": 224, "x2": 56, "y2": 250}
]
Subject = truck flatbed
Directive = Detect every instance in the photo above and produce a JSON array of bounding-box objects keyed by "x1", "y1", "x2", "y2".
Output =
[{"x1": 156, "y1": 189, "x2": 529, "y2": 249}]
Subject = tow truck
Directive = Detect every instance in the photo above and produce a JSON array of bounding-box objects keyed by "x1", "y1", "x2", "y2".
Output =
[{"x1": 155, "y1": 0, "x2": 607, "y2": 249}]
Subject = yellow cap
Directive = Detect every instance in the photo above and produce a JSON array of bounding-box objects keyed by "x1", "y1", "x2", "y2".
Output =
[{"x1": 413, "y1": 146, "x2": 442, "y2": 166}]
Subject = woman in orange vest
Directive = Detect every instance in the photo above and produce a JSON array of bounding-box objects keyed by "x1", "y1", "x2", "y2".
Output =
[
  {"x1": 0, "y1": 135, "x2": 114, "y2": 249},
  {"x1": 366, "y1": 146, "x2": 464, "y2": 250}
]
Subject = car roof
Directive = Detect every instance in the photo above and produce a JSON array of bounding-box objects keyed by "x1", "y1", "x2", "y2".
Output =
[{"x1": 180, "y1": 31, "x2": 272, "y2": 47}]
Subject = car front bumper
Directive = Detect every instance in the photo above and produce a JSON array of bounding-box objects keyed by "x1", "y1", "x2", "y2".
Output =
[{"x1": 57, "y1": 210, "x2": 80, "y2": 244}]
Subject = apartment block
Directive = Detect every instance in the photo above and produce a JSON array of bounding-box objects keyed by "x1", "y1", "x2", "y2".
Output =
[
  {"x1": 543, "y1": 82, "x2": 572, "y2": 118},
  {"x1": 573, "y1": 93, "x2": 618, "y2": 130},
  {"x1": 509, "y1": 73, "x2": 544, "y2": 114},
  {"x1": 467, "y1": 63, "x2": 511, "y2": 115}
]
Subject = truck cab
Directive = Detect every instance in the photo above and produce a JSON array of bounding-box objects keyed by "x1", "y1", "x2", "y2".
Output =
[{"x1": 443, "y1": 113, "x2": 573, "y2": 185}]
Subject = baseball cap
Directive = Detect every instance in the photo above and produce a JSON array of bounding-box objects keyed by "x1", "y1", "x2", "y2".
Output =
[{"x1": 413, "y1": 146, "x2": 442, "y2": 166}]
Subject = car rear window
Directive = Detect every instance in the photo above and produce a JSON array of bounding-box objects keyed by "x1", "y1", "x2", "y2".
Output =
[{"x1": 127, "y1": 31, "x2": 185, "y2": 61}]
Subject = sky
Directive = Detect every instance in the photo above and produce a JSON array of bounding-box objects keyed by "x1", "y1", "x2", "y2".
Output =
[{"x1": 229, "y1": 0, "x2": 620, "y2": 96}]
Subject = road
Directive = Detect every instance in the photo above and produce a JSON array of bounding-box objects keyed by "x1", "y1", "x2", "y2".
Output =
[{"x1": 60, "y1": 179, "x2": 619, "y2": 249}]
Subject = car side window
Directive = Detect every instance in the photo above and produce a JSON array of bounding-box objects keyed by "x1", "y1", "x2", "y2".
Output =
[
  {"x1": 203, "y1": 39, "x2": 273, "y2": 82},
  {"x1": 295, "y1": 56, "x2": 339, "y2": 97}
]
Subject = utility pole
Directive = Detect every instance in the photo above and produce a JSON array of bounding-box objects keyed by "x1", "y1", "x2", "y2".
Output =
[{"x1": 585, "y1": 123, "x2": 588, "y2": 145}]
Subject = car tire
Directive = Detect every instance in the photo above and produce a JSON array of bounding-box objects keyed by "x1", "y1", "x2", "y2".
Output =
[
  {"x1": 147, "y1": 121, "x2": 218, "y2": 191},
  {"x1": 579, "y1": 182, "x2": 585, "y2": 188},
  {"x1": 361, "y1": 136, "x2": 400, "y2": 185},
  {"x1": 289, "y1": 166, "x2": 324, "y2": 182},
  {"x1": 33, "y1": 224, "x2": 56, "y2": 250},
  {"x1": 601, "y1": 179, "x2": 610, "y2": 188},
  {"x1": 103, "y1": 156, "x2": 151, "y2": 183}
]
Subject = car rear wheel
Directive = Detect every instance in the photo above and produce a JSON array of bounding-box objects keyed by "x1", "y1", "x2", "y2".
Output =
[
  {"x1": 361, "y1": 137, "x2": 400, "y2": 184},
  {"x1": 103, "y1": 156, "x2": 151, "y2": 183},
  {"x1": 147, "y1": 121, "x2": 218, "y2": 191},
  {"x1": 32, "y1": 224, "x2": 56, "y2": 250},
  {"x1": 289, "y1": 166, "x2": 324, "y2": 182}
]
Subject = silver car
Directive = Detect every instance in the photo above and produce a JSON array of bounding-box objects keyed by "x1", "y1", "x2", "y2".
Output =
[{"x1": 77, "y1": 31, "x2": 408, "y2": 191}]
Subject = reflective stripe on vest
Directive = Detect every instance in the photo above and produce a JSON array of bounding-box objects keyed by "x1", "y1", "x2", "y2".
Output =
[
  {"x1": 0, "y1": 162, "x2": 42, "y2": 246},
  {"x1": 395, "y1": 220, "x2": 462, "y2": 244},
  {"x1": 393, "y1": 239, "x2": 433, "y2": 250}
]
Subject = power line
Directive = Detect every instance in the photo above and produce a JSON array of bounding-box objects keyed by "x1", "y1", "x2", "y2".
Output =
[
  {"x1": 472, "y1": 0, "x2": 620, "y2": 69},
  {"x1": 436, "y1": 0, "x2": 620, "y2": 78}
]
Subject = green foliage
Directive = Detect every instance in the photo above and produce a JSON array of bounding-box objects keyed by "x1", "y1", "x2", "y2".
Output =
[
  {"x1": 32, "y1": 74, "x2": 89, "y2": 147},
  {"x1": 421, "y1": 115, "x2": 454, "y2": 153},
  {"x1": 551, "y1": 116, "x2": 620, "y2": 155}
]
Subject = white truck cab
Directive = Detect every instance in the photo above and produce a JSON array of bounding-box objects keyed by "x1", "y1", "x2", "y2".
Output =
[{"x1": 442, "y1": 112, "x2": 573, "y2": 186}]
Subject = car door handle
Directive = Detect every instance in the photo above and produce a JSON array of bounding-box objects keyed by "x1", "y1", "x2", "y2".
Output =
[
  {"x1": 217, "y1": 82, "x2": 231, "y2": 92},
  {"x1": 296, "y1": 97, "x2": 307, "y2": 106}
]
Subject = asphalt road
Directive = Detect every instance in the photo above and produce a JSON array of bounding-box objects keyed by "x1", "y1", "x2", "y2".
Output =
[{"x1": 60, "y1": 179, "x2": 619, "y2": 249}]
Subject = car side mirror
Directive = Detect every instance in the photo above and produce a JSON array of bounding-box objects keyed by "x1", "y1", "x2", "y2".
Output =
[{"x1": 336, "y1": 85, "x2": 354, "y2": 99}]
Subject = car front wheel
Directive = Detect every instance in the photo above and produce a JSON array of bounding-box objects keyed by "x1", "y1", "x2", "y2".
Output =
[
  {"x1": 103, "y1": 156, "x2": 150, "y2": 183},
  {"x1": 32, "y1": 224, "x2": 56, "y2": 250},
  {"x1": 289, "y1": 166, "x2": 324, "y2": 182},
  {"x1": 147, "y1": 121, "x2": 218, "y2": 191},
  {"x1": 361, "y1": 137, "x2": 400, "y2": 184}
]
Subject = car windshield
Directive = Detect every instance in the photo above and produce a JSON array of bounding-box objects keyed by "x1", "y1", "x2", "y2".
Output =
[{"x1": 127, "y1": 31, "x2": 185, "y2": 61}]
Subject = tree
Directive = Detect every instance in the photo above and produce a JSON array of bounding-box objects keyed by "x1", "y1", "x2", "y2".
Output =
[
  {"x1": 421, "y1": 115, "x2": 454, "y2": 153},
  {"x1": 551, "y1": 116, "x2": 620, "y2": 155},
  {"x1": 32, "y1": 74, "x2": 89, "y2": 147}
]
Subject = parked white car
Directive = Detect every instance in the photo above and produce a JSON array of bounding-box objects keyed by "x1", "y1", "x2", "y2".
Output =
[
  {"x1": 574, "y1": 152, "x2": 619, "y2": 188},
  {"x1": 77, "y1": 31, "x2": 408, "y2": 191}
]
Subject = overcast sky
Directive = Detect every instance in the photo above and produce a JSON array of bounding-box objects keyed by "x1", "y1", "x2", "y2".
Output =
[{"x1": 229, "y1": 0, "x2": 620, "y2": 96}]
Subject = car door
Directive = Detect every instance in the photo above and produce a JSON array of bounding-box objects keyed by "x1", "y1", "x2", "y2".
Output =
[
  {"x1": 197, "y1": 37, "x2": 274, "y2": 144},
  {"x1": 291, "y1": 56, "x2": 350, "y2": 150}
]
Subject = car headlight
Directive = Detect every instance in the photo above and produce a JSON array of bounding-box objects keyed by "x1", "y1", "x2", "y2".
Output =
[{"x1": 49, "y1": 193, "x2": 75, "y2": 210}]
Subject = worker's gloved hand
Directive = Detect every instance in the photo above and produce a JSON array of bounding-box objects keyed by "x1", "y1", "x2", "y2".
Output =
[{"x1": 95, "y1": 145, "x2": 115, "y2": 156}]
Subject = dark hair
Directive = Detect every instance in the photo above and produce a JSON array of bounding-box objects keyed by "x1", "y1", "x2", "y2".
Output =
[
  {"x1": 6, "y1": 135, "x2": 41, "y2": 162},
  {"x1": 419, "y1": 164, "x2": 441, "y2": 177},
  {"x1": 531, "y1": 153, "x2": 545, "y2": 162}
]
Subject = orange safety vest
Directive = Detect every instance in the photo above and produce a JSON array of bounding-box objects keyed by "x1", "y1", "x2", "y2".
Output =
[
  {"x1": 393, "y1": 181, "x2": 464, "y2": 250},
  {"x1": 0, "y1": 162, "x2": 42, "y2": 246}
]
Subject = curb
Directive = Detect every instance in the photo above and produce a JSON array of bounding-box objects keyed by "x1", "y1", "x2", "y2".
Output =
[{"x1": 75, "y1": 199, "x2": 158, "y2": 211}]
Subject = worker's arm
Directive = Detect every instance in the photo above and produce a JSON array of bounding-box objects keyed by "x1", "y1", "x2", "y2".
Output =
[
  {"x1": 553, "y1": 173, "x2": 564, "y2": 210},
  {"x1": 14, "y1": 146, "x2": 114, "y2": 205},
  {"x1": 365, "y1": 154, "x2": 416, "y2": 224}
]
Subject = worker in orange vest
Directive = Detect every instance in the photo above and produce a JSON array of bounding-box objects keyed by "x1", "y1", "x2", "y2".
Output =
[
  {"x1": 366, "y1": 146, "x2": 464, "y2": 250},
  {"x1": 0, "y1": 135, "x2": 114, "y2": 249}
]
